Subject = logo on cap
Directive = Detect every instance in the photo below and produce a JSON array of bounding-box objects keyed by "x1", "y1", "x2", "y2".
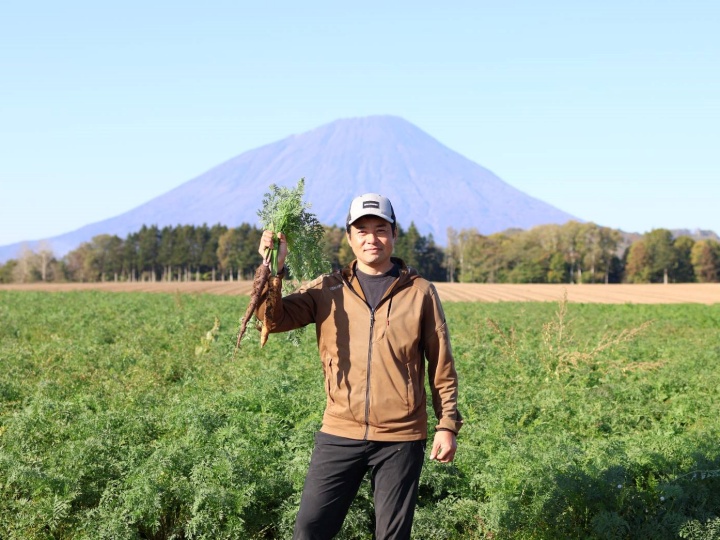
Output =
[{"x1": 363, "y1": 201, "x2": 380, "y2": 209}]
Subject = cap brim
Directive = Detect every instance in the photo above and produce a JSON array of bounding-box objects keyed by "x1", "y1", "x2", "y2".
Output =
[{"x1": 347, "y1": 210, "x2": 394, "y2": 225}]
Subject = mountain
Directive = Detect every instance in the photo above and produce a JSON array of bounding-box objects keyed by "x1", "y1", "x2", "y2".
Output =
[
  {"x1": 0, "y1": 115, "x2": 578, "y2": 263},
  {"x1": 670, "y1": 229, "x2": 720, "y2": 242}
]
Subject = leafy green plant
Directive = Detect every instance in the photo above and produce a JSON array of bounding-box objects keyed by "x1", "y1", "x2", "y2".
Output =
[
  {"x1": 487, "y1": 290, "x2": 658, "y2": 380},
  {"x1": 234, "y1": 178, "x2": 329, "y2": 352},
  {"x1": 2, "y1": 291, "x2": 720, "y2": 539},
  {"x1": 256, "y1": 177, "x2": 329, "y2": 285},
  {"x1": 195, "y1": 316, "x2": 220, "y2": 356}
]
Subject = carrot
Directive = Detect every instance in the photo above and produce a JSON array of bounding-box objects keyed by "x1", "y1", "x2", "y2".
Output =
[
  {"x1": 260, "y1": 275, "x2": 281, "y2": 347},
  {"x1": 234, "y1": 261, "x2": 271, "y2": 355},
  {"x1": 233, "y1": 179, "x2": 329, "y2": 356},
  {"x1": 260, "y1": 323, "x2": 270, "y2": 348}
]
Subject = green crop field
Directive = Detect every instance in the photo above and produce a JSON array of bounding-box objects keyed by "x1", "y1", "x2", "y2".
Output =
[{"x1": 1, "y1": 290, "x2": 719, "y2": 539}]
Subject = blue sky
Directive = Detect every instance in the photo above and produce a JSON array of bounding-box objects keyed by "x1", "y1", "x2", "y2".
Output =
[{"x1": 1, "y1": 1, "x2": 718, "y2": 247}]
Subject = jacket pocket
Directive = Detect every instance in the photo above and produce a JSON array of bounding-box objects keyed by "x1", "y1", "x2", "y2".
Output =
[
  {"x1": 405, "y1": 362, "x2": 419, "y2": 413},
  {"x1": 325, "y1": 357, "x2": 335, "y2": 404}
]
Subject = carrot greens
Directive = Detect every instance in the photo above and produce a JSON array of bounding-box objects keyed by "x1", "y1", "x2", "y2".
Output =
[
  {"x1": 257, "y1": 178, "x2": 328, "y2": 283},
  {"x1": 234, "y1": 178, "x2": 329, "y2": 354}
]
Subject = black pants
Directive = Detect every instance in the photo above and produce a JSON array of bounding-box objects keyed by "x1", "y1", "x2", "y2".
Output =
[{"x1": 293, "y1": 432, "x2": 427, "y2": 540}]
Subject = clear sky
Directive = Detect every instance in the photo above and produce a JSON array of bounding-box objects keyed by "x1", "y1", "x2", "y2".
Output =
[{"x1": 1, "y1": 1, "x2": 718, "y2": 247}]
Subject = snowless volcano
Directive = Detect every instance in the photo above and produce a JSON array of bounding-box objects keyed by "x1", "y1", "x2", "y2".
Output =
[{"x1": 0, "y1": 115, "x2": 577, "y2": 261}]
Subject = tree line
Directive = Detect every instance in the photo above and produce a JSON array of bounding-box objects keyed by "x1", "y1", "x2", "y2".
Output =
[{"x1": 2, "y1": 221, "x2": 719, "y2": 284}]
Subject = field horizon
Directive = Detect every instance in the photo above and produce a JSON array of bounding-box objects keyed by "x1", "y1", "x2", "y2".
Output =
[{"x1": 2, "y1": 281, "x2": 719, "y2": 304}]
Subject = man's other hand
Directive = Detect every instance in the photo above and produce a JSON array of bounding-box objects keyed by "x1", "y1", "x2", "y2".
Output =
[{"x1": 429, "y1": 430, "x2": 457, "y2": 463}]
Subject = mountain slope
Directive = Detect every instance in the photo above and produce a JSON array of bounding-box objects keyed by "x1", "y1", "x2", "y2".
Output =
[{"x1": 0, "y1": 115, "x2": 578, "y2": 262}]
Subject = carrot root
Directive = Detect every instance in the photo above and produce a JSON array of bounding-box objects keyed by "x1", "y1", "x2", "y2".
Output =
[
  {"x1": 233, "y1": 263, "x2": 271, "y2": 356},
  {"x1": 260, "y1": 275, "x2": 281, "y2": 348}
]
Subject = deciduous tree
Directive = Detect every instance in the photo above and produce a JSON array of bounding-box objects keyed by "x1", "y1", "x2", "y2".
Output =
[
  {"x1": 691, "y1": 239, "x2": 720, "y2": 282},
  {"x1": 643, "y1": 229, "x2": 677, "y2": 283},
  {"x1": 672, "y1": 235, "x2": 696, "y2": 283},
  {"x1": 625, "y1": 241, "x2": 651, "y2": 283}
]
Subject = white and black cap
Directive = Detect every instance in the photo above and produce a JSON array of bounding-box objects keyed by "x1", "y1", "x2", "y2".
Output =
[{"x1": 346, "y1": 193, "x2": 396, "y2": 227}]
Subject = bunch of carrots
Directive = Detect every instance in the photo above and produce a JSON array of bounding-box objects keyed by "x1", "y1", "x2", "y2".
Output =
[{"x1": 234, "y1": 178, "x2": 328, "y2": 355}]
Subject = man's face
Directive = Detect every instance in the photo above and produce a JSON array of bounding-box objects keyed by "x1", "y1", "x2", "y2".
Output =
[{"x1": 346, "y1": 216, "x2": 396, "y2": 273}]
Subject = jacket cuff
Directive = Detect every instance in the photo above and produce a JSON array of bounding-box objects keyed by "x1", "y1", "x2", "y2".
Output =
[{"x1": 436, "y1": 411, "x2": 463, "y2": 434}]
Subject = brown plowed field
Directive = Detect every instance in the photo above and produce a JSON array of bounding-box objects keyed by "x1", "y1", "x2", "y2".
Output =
[{"x1": 3, "y1": 282, "x2": 720, "y2": 304}]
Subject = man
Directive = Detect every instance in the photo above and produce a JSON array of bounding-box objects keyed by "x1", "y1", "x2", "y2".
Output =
[{"x1": 256, "y1": 193, "x2": 462, "y2": 540}]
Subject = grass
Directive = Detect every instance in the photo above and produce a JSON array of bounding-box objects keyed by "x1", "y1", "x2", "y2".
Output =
[{"x1": 1, "y1": 290, "x2": 719, "y2": 539}]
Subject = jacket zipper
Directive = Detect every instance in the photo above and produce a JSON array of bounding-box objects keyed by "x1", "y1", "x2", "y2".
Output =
[
  {"x1": 363, "y1": 308, "x2": 375, "y2": 440},
  {"x1": 342, "y1": 270, "x2": 407, "y2": 440}
]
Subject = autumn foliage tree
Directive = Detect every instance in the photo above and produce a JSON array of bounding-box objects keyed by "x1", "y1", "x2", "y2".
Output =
[
  {"x1": 445, "y1": 221, "x2": 621, "y2": 284},
  {"x1": 625, "y1": 240, "x2": 652, "y2": 283},
  {"x1": 625, "y1": 229, "x2": 697, "y2": 283},
  {"x1": 691, "y1": 239, "x2": 720, "y2": 282}
]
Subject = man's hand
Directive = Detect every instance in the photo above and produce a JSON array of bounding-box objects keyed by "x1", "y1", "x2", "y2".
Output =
[
  {"x1": 258, "y1": 230, "x2": 288, "y2": 270},
  {"x1": 429, "y1": 430, "x2": 457, "y2": 463}
]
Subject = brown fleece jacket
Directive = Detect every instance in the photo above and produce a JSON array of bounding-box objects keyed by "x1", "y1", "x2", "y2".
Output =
[{"x1": 256, "y1": 257, "x2": 462, "y2": 441}]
